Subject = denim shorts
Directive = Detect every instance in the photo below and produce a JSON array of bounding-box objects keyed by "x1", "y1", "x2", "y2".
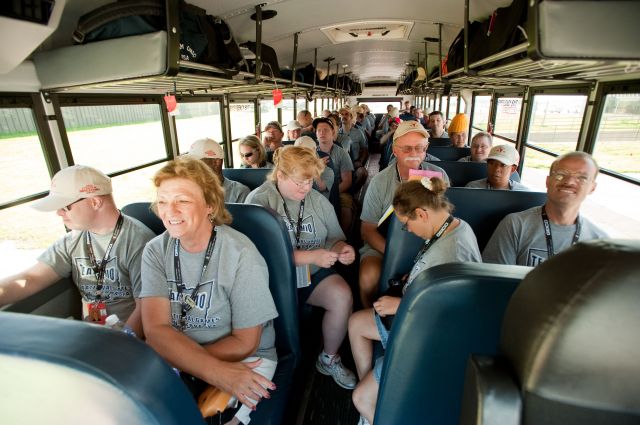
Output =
[{"x1": 373, "y1": 310, "x2": 390, "y2": 383}]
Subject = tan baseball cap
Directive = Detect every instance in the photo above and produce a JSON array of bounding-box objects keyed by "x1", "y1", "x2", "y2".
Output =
[
  {"x1": 32, "y1": 165, "x2": 112, "y2": 212},
  {"x1": 294, "y1": 136, "x2": 317, "y2": 151},
  {"x1": 188, "y1": 138, "x2": 224, "y2": 160},
  {"x1": 488, "y1": 144, "x2": 520, "y2": 166},
  {"x1": 394, "y1": 120, "x2": 429, "y2": 141}
]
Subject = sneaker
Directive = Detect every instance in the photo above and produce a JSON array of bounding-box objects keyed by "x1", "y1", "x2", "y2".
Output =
[
  {"x1": 316, "y1": 354, "x2": 357, "y2": 389},
  {"x1": 357, "y1": 416, "x2": 371, "y2": 425}
]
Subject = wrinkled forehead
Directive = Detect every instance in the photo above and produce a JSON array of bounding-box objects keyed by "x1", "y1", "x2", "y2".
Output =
[{"x1": 552, "y1": 156, "x2": 597, "y2": 176}]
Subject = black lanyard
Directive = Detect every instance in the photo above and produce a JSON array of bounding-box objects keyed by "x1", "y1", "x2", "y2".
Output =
[
  {"x1": 85, "y1": 213, "x2": 124, "y2": 301},
  {"x1": 173, "y1": 227, "x2": 217, "y2": 329},
  {"x1": 541, "y1": 206, "x2": 581, "y2": 258},
  {"x1": 414, "y1": 215, "x2": 454, "y2": 264},
  {"x1": 277, "y1": 185, "x2": 305, "y2": 249}
]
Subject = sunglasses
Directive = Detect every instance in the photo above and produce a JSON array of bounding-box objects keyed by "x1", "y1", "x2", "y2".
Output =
[
  {"x1": 61, "y1": 198, "x2": 84, "y2": 212},
  {"x1": 241, "y1": 151, "x2": 255, "y2": 159}
]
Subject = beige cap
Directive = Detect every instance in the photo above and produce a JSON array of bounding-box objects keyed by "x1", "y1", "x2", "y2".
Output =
[
  {"x1": 188, "y1": 138, "x2": 224, "y2": 160},
  {"x1": 287, "y1": 120, "x2": 303, "y2": 130},
  {"x1": 394, "y1": 120, "x2": 429, "y2": 140},
  {"x1": 488, "y1": 144, "x2": 519, "y2": 166},
  {"x1": 294, "y1": 136, "x2": 317, "y2": 151},
  {"x1": 32, "y1": 165, "x2": 112, "y2": 212}
]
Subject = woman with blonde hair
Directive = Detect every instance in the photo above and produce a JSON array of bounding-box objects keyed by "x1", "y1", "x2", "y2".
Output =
[
  {"x1": 246, "y1": 145, "x2": 358, "y2": 390},
  {"x1": 349, "y1": 177, "x2": 482, "y2": 425},
  {"x1": 239, "y1": 135, "x2": 273, "y2": 169},
  {"x1": 140, "y1": 157, "x2": 278, "y2": 424}
]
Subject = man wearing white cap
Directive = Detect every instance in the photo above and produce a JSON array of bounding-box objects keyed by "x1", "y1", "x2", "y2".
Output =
[
  {"x1": 359, "y1": 120, "x2": 450, "y2": 308},
  {"x1": 0, "y1": 165, "x2": 154, "y2": 336},
  {"x1": 465, "y1": 144, "x2": 529, "y2": 191},
  {"x1": 286, "y1": 120, "x2": 303, "y2": 142},
  {"x1": 483, "y1": 151, "x2": 607, "y2": 266},
  {"x1": 188, "y1": 138, "x2": 250, "y2": 203}
]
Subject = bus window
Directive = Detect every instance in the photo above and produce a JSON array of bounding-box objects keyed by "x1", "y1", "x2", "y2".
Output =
[
  {"x1": 296, "y1": 98, "x2": 306, "y2": 116},
  {"x1": 111, "y1": 163, "x2": 166, "y2": 208},
  {"x1": 0, "y1": 107, "x2": 51, "y2": 203},
  {"x1": 260, "y1": 99, "x2": 278, "y2": 131},
  {"x1": 447, "y1": 96, "x2": 458, "y2": 119},
  {"x1": 0, "y1": 106, "x2": 64, "y2": 275},
  {"x1": 494, "y1": 97, "x2": 523, "y2": 141},
  {"x1": 174, "y1": 101, "x2": 223, "y2": 155},
  {"x1": 230, "y1": 102, "x2": 256, "y2": 167},
  {"x1": 60, "y1": 103, "x2": 166, "y2": 174},
  {"x1": 471, "y1": 95, "x2": 491, "y2": 137},
  {"x1": 281, "y1": 99, "x2": 294, "y2": 124},
  {"x1": 592, "y1": 93, "x2": 640, "y2": 180}
]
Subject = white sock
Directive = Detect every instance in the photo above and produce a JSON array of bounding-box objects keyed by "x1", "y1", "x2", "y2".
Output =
[{"x1": 321, "y1": 351, "x2": 337, "y2": 364}]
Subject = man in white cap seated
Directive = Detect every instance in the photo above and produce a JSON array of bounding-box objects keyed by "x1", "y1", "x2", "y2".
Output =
[
  {"x1": 359, "y1": 120, "x2": 450, "y2": 308},
  {"x1": 188, "y1": 138, "x2": 250, "y2": 203},
  {"x1": 465, "y1": 144, "x2": 528, "y2": 191},
  {"x1": 0, "y1": 165, "x2": 155, "y2": 336},
  {"x1": 286, "y1": 120, "x2": 303, "y2": 143},
  {"x1": 295, "y1": 135, "x2": 334, "y2": 199}
]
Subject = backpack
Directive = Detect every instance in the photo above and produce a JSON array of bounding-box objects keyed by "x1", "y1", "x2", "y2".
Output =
[{"x1": 74, "y1": 0, "x2": 244, "y2": 74}]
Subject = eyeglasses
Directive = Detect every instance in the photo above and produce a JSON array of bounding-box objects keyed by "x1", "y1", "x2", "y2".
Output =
[
  {"x1": 241, "y1": 151, "x2": 255, "y2": 159},
  {"x1": 61, "y1": 198, "x2": 84, "y2": 212},
  {"x1": 286, "y1": 174, "x2": 313, "y2": 188},
  {"x1": 396, "y1": 145, "x2": 428, "y2": 154},
  {"x1": 549, "y1": 171, "x2": 591, "y2": 185}
]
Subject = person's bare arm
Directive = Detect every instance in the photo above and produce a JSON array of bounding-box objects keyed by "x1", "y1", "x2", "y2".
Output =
[
  {"x1": 361, "y1": 222, "x2": 385, "y2": 254},
  {"x1": 0, "y1": 262, "x2": 61, "y2": 307}
]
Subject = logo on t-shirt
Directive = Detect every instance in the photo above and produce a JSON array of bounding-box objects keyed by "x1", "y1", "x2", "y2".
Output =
[
  {"x1": 527, "y1": 248, "x2": 548, "y2": 267},
  {"x1": 74, "y1": 256, "x2": 128, "y2": 300},
  {"x1": 168, "y1": 279, "x2": 221, "y2": 329}
]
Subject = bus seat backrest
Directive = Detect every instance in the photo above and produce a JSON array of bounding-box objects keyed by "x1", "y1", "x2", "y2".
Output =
[
  {"x1": 224, "y1": 203, "x2": 300, "y2": 425},
  {"x1": 377, "y1": 188, "x2": 546, "y2": 295},
  {"x1": 223, "y1": 168, "x2": 271, "y2": 190},
  {"x1": 446, "y1": 188, "x2": 547, "y2": 250},
  {"x1": 0, "y1": 313, "x2": 204, "y2": 425},
  {"x1": 375, "y1": 263, "x2": 529, "y2": 425},
  {"x1": 428, "y1": 146, "x2": 470, "y2": 161},
  {"x1": 428, "y1": 137, "x2": 452, "y2": 147},
  {"x1": 461, "y1": 239, "x2": 640, "y2": 425},
  {"x1": 122, "y1": 202, "x2": 165, "y2": 235},
  {"x1": 427, "y1": 160, "x2": 520, "y2": 187}
]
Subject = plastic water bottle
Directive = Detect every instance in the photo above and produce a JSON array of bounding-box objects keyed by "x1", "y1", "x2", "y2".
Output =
[{"x1": 105, "y1": 314, "x2": 137, "y2": 338}]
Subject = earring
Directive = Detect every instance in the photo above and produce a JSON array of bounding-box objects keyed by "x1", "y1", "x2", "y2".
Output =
[{"x1": 208, "y1": 213, "x2": 215, "y2": 224}]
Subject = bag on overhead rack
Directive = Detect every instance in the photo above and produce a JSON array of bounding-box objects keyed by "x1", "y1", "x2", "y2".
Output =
[
  {"x1": 241, "y1": 41, "x2": 282, "y2": 78},
  {"x1": 73, "y1": 0, "x2": 245, "y2": 74}
]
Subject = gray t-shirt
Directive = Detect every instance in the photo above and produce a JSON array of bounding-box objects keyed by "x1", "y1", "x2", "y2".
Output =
[
  {"x1": 140, "y1": 225, "x2": 278, "y2": 361},
  {"x1": 458, "y1": 156, "x2": 485, "y2": 163},
  {"x1": 482, "y1": 205, "x2": 608, "y2": 267},
  {"x1": 408, "y1": 220, "x2": 482, "y2": 284},
  {"x1": 38, "y1": 214, "x2": 155, "y2": 321},
  {"x1": 340, "y1": 126, "x2": 367, "y2": 160},
  {"x1": 322, "y1": 144, "x2": 354, "y2": 187},
  {"x1": 246, "y1": 181, "x2": 345, "y2": 275},
  {"x1": 359, "y1": 162, "x2": 450, "y2": 256},
  {"x1": 223, "y1": 178, "x2": 250, "y2": 203},
  {"x1": 465, "y1": 178, "x2": 529, "y2": 191},
  {"x1": 316, "y1": 165, "x2": 335, "y2": 199}
]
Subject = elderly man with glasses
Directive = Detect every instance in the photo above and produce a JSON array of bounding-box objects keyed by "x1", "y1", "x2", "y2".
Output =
[
  {"x1": 483, "y1": 151, "x2": 607, "y2": 266},
  {"x1": 0, "y1": 165, "x2": 155, "y2": 336},
  {"x1": 358, "y1": 121, "x2": 450, "y2": 308}
]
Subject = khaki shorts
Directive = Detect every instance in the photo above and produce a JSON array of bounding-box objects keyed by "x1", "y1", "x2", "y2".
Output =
[{"x1": 340, "y1": 192, "x2": 354, "y2": 210}]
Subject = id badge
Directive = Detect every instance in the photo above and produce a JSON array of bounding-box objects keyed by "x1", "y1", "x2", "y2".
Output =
[
  {"x1": 84, "y1": 300, "x2": 108, "y2": 324},
  {"x1": 295, "y1": 265, "x2": 311, "y2": 288}
]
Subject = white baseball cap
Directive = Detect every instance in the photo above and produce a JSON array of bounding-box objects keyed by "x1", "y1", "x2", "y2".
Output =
[
  {"x1": 287, "y1": 120, "x2": 303, "y2": 130},
  {"x1": 394, "y1": 120, "x2": 430, "y2": 141},
  {"x1": 294, "y1": 136, "x2": 317, "y2": 151},
  {"x1": 488, "y1": 144, "x2": 520, "y2": 166},
  {"x1": 188, "y1": 138, "x2": 224, "y2": 160},
  {"x1": 32, "y1": 165, "x2": 112, "y2": 212}
]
